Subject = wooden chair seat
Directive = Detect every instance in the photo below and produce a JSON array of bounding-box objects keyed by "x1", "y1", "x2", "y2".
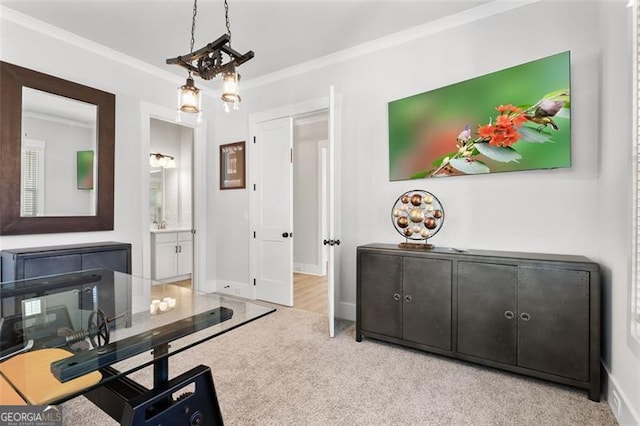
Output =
[{"x1": 0, "y1": 348, "x2": 102, "y2": 405}]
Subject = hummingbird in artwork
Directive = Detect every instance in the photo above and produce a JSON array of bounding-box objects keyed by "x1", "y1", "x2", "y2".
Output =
[
  {"x1": 456, "y1": 125, "x2": 472, "y2": 145},
  {"x1": 526, "y1": 99, "x2": 564, "y2": 131}
]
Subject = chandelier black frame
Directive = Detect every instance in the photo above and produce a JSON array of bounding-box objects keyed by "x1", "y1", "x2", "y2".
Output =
[{"x1": 165, "y1": 33, "x2": 253, "y2": 81}]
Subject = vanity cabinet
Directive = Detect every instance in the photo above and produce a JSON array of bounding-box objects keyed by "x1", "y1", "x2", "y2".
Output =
[
  {"x1": 151, "y1": 231, "x2": 192, "y2": 280},
  {"x1": 356, "y1": 243, "x2": 600, "y2": 401}
]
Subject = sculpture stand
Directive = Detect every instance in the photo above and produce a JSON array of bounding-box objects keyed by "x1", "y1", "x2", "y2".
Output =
[{"x1": 398, "y1": 240, "x2": 433, "y2": 250}]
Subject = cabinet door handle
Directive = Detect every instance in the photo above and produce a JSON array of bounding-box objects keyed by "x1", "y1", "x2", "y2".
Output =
[
  {"x1": 175, "y1": 246, "x2": 178, "y2": 253},
  {"x1": 520, "y1": 312, "x2": 531, "y2": 321},
  {"x1": 504, "y1": 310, "x2": 515, "y2": 320},
  {"x1": 393, "y1": 293, "x2": 401, "y2": 301},
  {"x1": 404, "y1": 295, "x2": 413, "y2": 303}
]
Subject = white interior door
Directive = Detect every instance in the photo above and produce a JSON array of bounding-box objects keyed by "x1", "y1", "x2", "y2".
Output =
[
  {"x1": 254, "y1": 117, "x2": 294, "y2": 306},
  {"x1": 327, "y1": 85, "x2": 339, "y2": 337}
]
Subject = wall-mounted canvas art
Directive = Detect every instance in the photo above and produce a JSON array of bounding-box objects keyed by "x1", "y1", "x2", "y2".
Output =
[
  {"x1": 77, "y1": 150, "x2": 94, "y2": 190},
  {"x1": 388, "y1": 51, "x2": 571, "y2": 180}
]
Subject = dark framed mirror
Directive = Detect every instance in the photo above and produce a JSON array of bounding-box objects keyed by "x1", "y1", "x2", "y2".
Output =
[{"x1": 0, "y1": 61, "x2": 115, "y2": 235}]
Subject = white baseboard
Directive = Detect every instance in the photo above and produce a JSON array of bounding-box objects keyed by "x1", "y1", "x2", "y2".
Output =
[
  {"x1": 337, "y1": 301, "x2": 355, "y2": 321},
  {"x1": 293, "y1": 262, "x2": 324, "y2": 276},
  {"x1": 603, "y1": 363, "x2": 640, "y2": 425},
  {"x1": 153, "y1": 274, "x2": 191, "y2": 284},
  {"x1": 199, "y1": 278, "x2": 217, "y2": 293},
  {"x1": 214, "y1": 280, "x2": 252, "y2": 298}
]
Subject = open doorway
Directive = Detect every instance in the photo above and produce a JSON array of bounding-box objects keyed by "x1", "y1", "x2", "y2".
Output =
[
  {"x1": 149, "y1": 118, "x2": 194, "y2": 289},
  {"x1": 292, "y1": 112, "x2": 328, "y2": 315},
  {"x1": 250, "y1": 87, "x2": 339, "y2": 336}
]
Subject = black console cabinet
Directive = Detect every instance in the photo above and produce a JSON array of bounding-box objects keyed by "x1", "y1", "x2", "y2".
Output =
[
  {"x1": 1, "y1": 241, "x2": 132, "y2": 282},
  {"x1": 356, "y1": 243, "x2": 601, "y2": 401}
]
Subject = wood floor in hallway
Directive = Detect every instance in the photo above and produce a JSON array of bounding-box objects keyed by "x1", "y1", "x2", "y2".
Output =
[
  {"x1": 293, "y1": 273, "x2": 327, "y2": 315},
  {"x1": 165, "y1": 275, "x2": 326, "y2": 316}
]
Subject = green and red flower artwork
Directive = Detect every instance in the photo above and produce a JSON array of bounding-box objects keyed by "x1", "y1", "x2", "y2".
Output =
[{"x1": 388, "y1": 51, "x2": 571, "y2": 180}]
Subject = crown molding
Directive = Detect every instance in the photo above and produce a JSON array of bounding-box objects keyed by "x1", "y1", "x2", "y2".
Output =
[
  {"x1": 0, "y1": 5, "x2": 217, "y2": 99},
  {"x1": 1, "y1": 1, "x2": 541, "y2": 96},
  {"x1": 0, "y1": 6, "x2": 181, "y2": 83},
  {"x1": 23, "y1": 111, "x2": 95, "y2": 129},
  {"x1": 241, "y1": 0, "x2": 541, "y2": 90}
]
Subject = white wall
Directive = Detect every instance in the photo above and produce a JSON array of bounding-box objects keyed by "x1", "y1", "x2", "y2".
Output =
[
  {"x1": 209, "y1": 1, "x2": 639, "y2": 421},
  {"x1": 23, "y1": 115, "x2": 95, "y2": 216},
  {"x1": 594, "y1": 2, "x2": 640, "y2": 424},
  {"x1": 0, "y1": 14, "x2": 184, "y2": 280},
  {"x1": 208, "y1": 111, "x2": 249, "y2": 291},
  {"x1": 293, "y1": 118, "x2": 327, "y2": 275}
]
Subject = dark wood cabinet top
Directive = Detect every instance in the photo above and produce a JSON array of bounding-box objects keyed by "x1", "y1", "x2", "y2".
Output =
[
  {"x1": 1, "y1": 242, "x2": 131, "y2": 256},
  {"x1": 357, "y1": 243, "x2": 599, "y2": 270}
]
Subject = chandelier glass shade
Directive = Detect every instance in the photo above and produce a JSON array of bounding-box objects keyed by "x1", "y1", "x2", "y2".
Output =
[
  {"x1": 178, "y1": 75, "x2": 201, "y2": 113},
  {"x1": 221, "y1": 70, "x2": 240, "y2": 111}
]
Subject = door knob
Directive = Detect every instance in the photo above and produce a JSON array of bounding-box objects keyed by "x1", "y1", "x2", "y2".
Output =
[
  {"x1": 504, "y1": 311, "x2": 515, "y2": 320},
  {"x1": 282, "y1": 232, "x2": 289, "y2": 238},
  {"x1": 520, "y1": 312, "x2": 531, "y2": 321},
  {"x1": 393, "y1": 293, "x2": 401, "y2": 301},
  {"x1": 404, "y1": 295, "x2": 413, "y2": 303},
  {"x1": 323, "y1": 239, "x2": 330, "y2": 245}
]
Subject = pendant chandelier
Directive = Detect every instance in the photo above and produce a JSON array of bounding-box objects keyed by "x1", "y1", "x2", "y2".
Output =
[{"x1": 166, "y1": 0, "x2": 253, "y2": 115}]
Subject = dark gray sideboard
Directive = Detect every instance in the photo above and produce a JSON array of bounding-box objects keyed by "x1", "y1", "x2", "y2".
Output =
[
  {"x1": 0, "y1": 241, "x2": 132, "y2": 282},
  {"x1": 356, "y1": 243, "x2": 601, "y2": 401}
]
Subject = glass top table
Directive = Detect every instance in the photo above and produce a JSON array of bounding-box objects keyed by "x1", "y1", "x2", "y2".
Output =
[{"x1": 0, "y1": 268, "x2": 275, "y2": 407}]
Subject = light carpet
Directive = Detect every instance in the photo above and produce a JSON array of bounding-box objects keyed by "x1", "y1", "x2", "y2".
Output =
[{"x1": 62, "y1": 304, "x2": 617, "y2": 425}]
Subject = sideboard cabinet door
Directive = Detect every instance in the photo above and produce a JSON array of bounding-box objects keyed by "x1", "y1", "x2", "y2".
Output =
[
  {"x1": 82, "y1": 250, "x2": 129, "y2": 274},
  {"x1": 1, "y1": 242, "x2": 131, "y2": 282},
  {"x1": 403, "y1": 257, "x2": 452, "y2": 350},
  {"x1": 517, "y1": 267, "x2": 590, "y2": 381},
  {"x1": 359, "y1": 253, "x2": 402, "y2": 339},
  {"x1": 457, "y1": 261, "x2": 517, "y2": 365},
  {"x1": 23, "y1": 254, "x2": 82, "y2": 279}
]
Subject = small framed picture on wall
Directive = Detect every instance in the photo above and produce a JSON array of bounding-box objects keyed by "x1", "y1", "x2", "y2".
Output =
[{"x1": 220, "y1": 141, "x2": 246, "y2": 190}]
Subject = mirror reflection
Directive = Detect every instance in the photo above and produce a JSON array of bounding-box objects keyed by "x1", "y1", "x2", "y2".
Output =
[
  {"x1": 149, "y1": 119, "x2": 192, "y2": 230},
  {"x1": 21, "y1": 87, "x2": 98, "y2": 217}
]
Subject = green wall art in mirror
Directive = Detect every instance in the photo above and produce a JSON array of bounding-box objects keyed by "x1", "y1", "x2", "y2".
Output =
[{"x1": 77, "y1": 150, "x2": 94, "y2": 190}]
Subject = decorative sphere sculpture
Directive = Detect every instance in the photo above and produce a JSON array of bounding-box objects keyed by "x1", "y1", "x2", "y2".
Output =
[
  {"x1": 391, "y1": 190, "x2": 444, "y2": 248},
  {"x1": 409, "y1": 208, "x2": 424, "y2": 223}
]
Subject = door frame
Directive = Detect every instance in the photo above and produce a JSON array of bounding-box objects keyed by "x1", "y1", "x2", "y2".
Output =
[
  {"x1": 318, "y1": 139, "x2": 329, "y2": 276},
  {"x1": 249, "y1": 96, "x2": 332, "y2": 302},
  {"x1": 140, "y1": 102, "x2": 208, "y2": 291}
]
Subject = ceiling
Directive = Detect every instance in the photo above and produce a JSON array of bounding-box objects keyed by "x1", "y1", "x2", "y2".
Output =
[{"x1": 2, "y1": 1, "x2": 492, "y2": 83}]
